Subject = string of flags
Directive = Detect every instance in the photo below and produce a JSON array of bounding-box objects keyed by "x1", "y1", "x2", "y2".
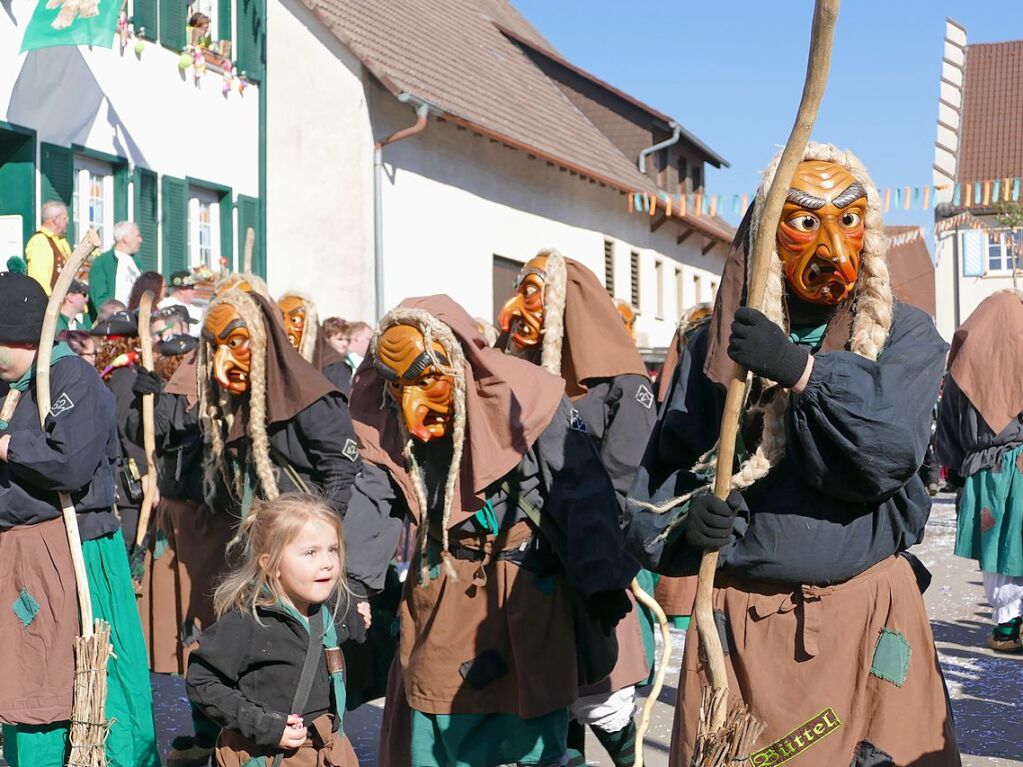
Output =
[{"x1": 629, "y1": 177, "x2": 1023, "y2": 218}]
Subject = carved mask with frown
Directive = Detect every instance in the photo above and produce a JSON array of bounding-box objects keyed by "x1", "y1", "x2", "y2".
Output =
[
  {"x1": 375, "y1": 324, "x2": 454, "y2": 443},
  {"x1": 203, "y1": 302, "x2": 252, "y2": 395},
  {"x1": 278, "y1": 295, "x2": 307, "y2": 350},
  {"x1": 777, "y1": 160, "x2": 867, "y2": 305},
  {"x1": 497, "y1": 255, "x2": 547, "y2": 350}
]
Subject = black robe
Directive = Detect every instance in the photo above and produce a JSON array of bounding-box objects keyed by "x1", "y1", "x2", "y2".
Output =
[
  {"x1": 936, "y1": 374, "x2": 1023, "y2": 479},
  {"x1": 626, "y1": 302, "x2": 947, "y2": 586}
]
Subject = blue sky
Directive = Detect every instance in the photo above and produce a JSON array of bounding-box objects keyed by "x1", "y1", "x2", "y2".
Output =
[{"x1": 513, "y1": 1, "x2": 1023, "y2": 237}]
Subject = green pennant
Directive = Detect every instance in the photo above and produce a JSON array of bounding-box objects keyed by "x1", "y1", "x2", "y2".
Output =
[{"x1": 21, "y1": 0, "x2": 120, "y2": 53}]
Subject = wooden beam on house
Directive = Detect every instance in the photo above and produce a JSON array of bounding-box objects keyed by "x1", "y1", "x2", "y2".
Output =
[
  {"x1": 650, "y1": 213, "x2": 667, "y2": 233},
  {"x1": 702, "y1": 239, "x2": 716, "y2": 256},
  {"x1": 676, "y1": 227, "x2": 694, "y2": 245}
]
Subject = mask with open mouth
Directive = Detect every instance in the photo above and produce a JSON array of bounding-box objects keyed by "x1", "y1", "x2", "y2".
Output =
[
  {"x1": 278, "y1": 294, "x2": 307, "y2": 350},
  {"x1": 203, "y1": 302, "x2": 251, "y2": 395},
  {"x1": 777, "y1": 160, "x2": 867, "y2": 305},
  {"x1": 497, "y1": 255, "x2": 547, "y2": 351},
  {"x1": 375, "y1": 324, "x2": 454, "y2": 442}
]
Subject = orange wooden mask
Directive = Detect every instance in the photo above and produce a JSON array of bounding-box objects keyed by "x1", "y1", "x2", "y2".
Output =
[
  {"x1": 278, "y1": 295, "x2": 307, "y2": 350},
  {"x1": 497, "y1": 255, "x2": 547, "y2": 350},
  {"x1": 203, "y1": 302, "x2": 251, "y2": 395},
  {"x1": 375, "y1": 324, "x2": 454, "y2": 443},
  {"x1": 776, "y1": 160, "x2": 867, "y2": 305}
]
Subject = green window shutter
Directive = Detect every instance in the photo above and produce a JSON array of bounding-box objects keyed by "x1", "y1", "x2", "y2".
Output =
[
  {"x1": 161, "y1": 176, "x2": 188, "y2": 276},
  {"x1": 218, "y1": 0, "x2": 232, "y2": 45},
  {"x1": 236, "y1": 194, "x2": 262, "y2": 277},
  {"x1": 133, "y1": 0, "x2": 158, "y2": 40},
  {"x1": 40, "y1": 143, "x2": 74, "y2": 240},
  {"x1": 160, "y1": 0, "x2": 187, "y2": 51},
  {"x1": 0, "y1": 127, "x2": 37, "y2": 248},
  {"x1": 219, "y1": 190, "x2": 234, "y2": 273},
  {"x1": 235, "y1": 0, "x2": 264, "y2": 81},
  {"x1": 133, "y1": 168, "x2": 159, "y2": 272},
  {"x1": 113, "y1": 163, "x2": 129, "y2": 222}
]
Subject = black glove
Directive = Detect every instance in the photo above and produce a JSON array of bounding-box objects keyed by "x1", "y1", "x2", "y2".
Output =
[
  {"x1": 728, "y1": 307, "x2": 809, "y2": 387},
  {"x1": 132, "y1": 367, "x2": 163, "y2": 397},
  {"x1": 589, "y1": 589, "x2": 632, "y2": 634},
  {"x1": 684, "y1": 490, "x2": 743, "y2": 551}
]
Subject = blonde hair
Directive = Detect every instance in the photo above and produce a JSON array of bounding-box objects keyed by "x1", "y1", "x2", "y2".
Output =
[
  {"x1": 536, "y1": 248, "x2": 567, "y2": 376},
  {"x1": 371, "y1": 307, "x2": 468, "y2": 583},
  {"x1": 198, "y1": 288, "x2": 278, "y2": 506},
  {"x1": 214, "y1": 493, "x2": 348, "y2": 618}
]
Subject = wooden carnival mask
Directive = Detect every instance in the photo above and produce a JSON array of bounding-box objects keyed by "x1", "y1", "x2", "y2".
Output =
[
  {"x1": 375, "y1": 324, "x2": 454, "y2": 443},
  {"x1": 617, "y1": 301, "x2": 637, "y2": 341},
  {"x1": 777, "y1": 160, "x2": 867, "y2": 305},
  {"x1": 203, "y1": 302, "x2": 252, "y2": 395},
  {"x1": 278, "y1": 295, "x2": 307, "y2": 350},
  {"x1": 497, "y1": 254, "x2": 547, "y2": 351}
]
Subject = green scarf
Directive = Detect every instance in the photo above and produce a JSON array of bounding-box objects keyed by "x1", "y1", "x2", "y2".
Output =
[
  {"x1": 279, "y1": 602, "x2": 347, "y2": 735},
  {"x1": 788, "y1": 324, "x2": 828, "y2": 352},
  {"x1": 10, "y1": 342, "x2": 78, "y2": 393}
]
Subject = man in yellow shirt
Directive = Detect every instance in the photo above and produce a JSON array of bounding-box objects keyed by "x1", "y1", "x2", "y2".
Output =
[{"x1": 24, "y1": 200, "x2": 72, "y2": 295}]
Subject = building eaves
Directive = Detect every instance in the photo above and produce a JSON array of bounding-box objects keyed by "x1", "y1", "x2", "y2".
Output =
[{"x1": 498, "y1": 24, "x2": 730, "y2": 169}]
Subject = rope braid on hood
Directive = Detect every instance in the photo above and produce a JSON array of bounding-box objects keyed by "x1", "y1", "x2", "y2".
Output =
[
  {"x1": 198, "y1": 288, "x2": 279, "y2": 509},
  {"x1": 536, "y1": 248, "x2": 567, "y2": 376},
  {"x1": 281, "y1": 291, "x2": 319, "y2": 363},
  {"x1": 371, "y1": 307, "x2": 468, "y2": 584},
  {"x1": 636, "y1": 143, "x2": 894, "y2": 527}
]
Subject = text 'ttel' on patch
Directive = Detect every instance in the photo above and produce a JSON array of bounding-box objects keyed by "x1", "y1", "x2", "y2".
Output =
[{"x1": 749, "y1": 707, "x2": 843, "y2": 766}]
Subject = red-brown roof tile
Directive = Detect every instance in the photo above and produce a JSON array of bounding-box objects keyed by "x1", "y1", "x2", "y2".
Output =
[
  {"x1": 301, "y1": 0, "x2": 659, "y2": 194},
  {"x1": 957, "y1": 40, "x2": 1023, "y2": 183}
]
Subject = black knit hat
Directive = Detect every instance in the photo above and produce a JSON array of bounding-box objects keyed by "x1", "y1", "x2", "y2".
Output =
[{"x1": 0, "y1": 272, "x2": 48, "y2": 344}]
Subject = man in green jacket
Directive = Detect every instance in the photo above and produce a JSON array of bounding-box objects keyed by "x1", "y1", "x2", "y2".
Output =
[{"x1": 89, "y1": 221, "x2": 143, "y2": 311}]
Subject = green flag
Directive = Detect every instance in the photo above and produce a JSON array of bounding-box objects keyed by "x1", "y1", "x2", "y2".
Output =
[{"x1": 21, "y1": 0, "x2": 120, "y2": 53}]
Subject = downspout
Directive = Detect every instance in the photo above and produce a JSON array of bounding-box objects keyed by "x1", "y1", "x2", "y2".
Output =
[
  {"x1": 374, "y1": 93, "x2": 432, "y2": 318},
  {"x1": 638, "y1": 120, "x2": 683, "y2": 174}
]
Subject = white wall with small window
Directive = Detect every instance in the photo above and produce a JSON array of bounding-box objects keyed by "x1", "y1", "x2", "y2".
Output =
[
  {"x1": 188, "y1": 186, "x2": 221, "y2": 270},
  {"x1": 73, "y1": 155, "x2": 115, "y2": 249}
]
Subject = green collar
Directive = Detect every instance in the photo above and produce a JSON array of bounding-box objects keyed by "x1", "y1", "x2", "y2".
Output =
[
  {"x1": 10, "y1": 343, "x2": 77, "y2": 393},
  {"x1": 788, "y1": 324, "x2": 828, "y2": 352}
]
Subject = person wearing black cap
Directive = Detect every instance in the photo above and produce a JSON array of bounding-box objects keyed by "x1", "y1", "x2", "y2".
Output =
[
  {"x1": 0, "y1": 271, "x2": 160, "y2": 767},
  {"x1": 161, "y1": 269, "x2": 202, "y2": 333},
  {"x1": 56, "y1": 278, "x2": 92, "y2": 334}
]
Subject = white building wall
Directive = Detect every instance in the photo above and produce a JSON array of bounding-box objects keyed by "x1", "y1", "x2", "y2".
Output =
[
  {"x1": 934, "y1": 228, "x2": 1019, "y2": 340},
  {"x1": 372, "y1": 88, "x2": 725, "y2": 348},
  {"x1": 265, "y1": 0, "x2": 375, "y2": 321}
]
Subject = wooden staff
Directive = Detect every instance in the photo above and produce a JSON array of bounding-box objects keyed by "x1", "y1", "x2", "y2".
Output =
[
  {"x1": 243, "y1": 226, "x2": 255, "y2": 274},
  {"x1": 694, "y1": 0, "x2": 841, "y2": 748},
  {"x1": 131, "y1": 290, "x2": 158, "y2": 588},
  {"x1": 36, "y1": 229, "x2": 114, "y2": 767},
  {"x1": 631, "y1": 577, "x2": 672, "y2": 767}
]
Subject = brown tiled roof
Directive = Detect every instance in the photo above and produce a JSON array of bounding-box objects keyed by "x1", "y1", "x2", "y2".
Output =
[
  {"x1": 301, "y1": 0, "x2": 659, "y2": 194},
  {"x1": 957, "y1": 40, "x2": 1023, "y2": 183},
  {"x1": 885, "y1": 225, "x2": 935, "y2": 317}
]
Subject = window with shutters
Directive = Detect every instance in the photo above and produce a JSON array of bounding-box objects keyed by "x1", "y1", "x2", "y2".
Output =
[
  {"x1": 603, "y1": 239, "x2": 614, "y2": 296},
  {"x1": 40, "y1": 143, "x2": 74, "y2": 239},
  {"x1": 131, "y1": 0, "x2": 158, "y2": 39},
  {"x1": 492, "y1": 255, "x2": 521, "y2": 326},
  {"x1": 236, "y1": 194, "x2": 262, "y2": 276},
  {"x1": 693, "y1": 273, "x2": 702, "y2": 303},
  {"x1": 675, "y1": 267, "x2": 684, "y2": 317},
  {"x1": 236, "y1": 0, "x2": 264, "y2": 81},
  {"x1": 692, "y1": 164, "x2": 703, "y2": 194},
  {"x1": 655, "y1": 260, "x2": 664, "y2": 319},
  {"x1": 162, "y1": 176, "x2": 188, "y2": 276},
  {"x1": 986, "y1": 232, "x2": 1018, "y2": 274},
  {"x1": 630, "y1": 250, "x2": 640, "y2": 311},
  {"x1": 677, "y1": 157, "x2": 690, "y2": 196},
  {"x1": 160, "y1": 0, "x2": 187, "y2": 51},
  {"x1": 188, "y1": 186, "x2": 219, "y2": 270}
]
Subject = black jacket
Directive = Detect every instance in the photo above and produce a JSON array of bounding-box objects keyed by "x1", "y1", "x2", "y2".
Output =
[
  {"x1": 186, "y1": 602, "x2": 362, "y2": 748},
  {"x1": 936, "y1": 374, "x2": 1023, "y2": 478},
  {"x1": 626, "y1": 302, "x2": 947, "y2": 585},
  {"x1": 150, "y1": 391, "x2": 204, "y2": 502},
  {"x1": 0, "y1": 355, "x2": 120, "y2": 540}
]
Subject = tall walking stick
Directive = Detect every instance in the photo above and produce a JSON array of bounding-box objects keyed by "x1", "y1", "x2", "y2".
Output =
[
  {"x1": 130, "y1": 290, "x2": 158, "y2": 590},
  {"x1": 692, "y1": 1, "x2": 840, "y2": 762},
  {"x1": 243, "y1": 226, "x2": 255, "y2": 274},
  {"x1": 631, "y1": 577, "x2": 672, "y2": 767},
  {"x1": 37, "y1": 230, "x2": 114, "y2": 767}
]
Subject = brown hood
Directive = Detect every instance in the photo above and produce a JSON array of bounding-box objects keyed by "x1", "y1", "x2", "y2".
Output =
[
  {"x1": 948, "y1": 291, "x2": 1023, "y2": 434},
  {"x1": 208, "y1": 292, "x2": 337, "y2": 444},
  {"x1": 164, "y1": 348, "x2": 199, "y2": 408},
  {"x1": 350, "y1": 294, "x2": 565, "y2": 526},
  {"x1": 499, "y1": 251, "x2": 648, "y2": 397},
  {"x1": 704, "y1": 142, "x2": 893, "y2": 388}
]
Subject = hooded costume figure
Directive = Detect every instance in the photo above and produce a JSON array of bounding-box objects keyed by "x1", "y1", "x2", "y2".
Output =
[
  {"x1": 497, "y1": 252, "x2": 657, "y2": 766},
  {"x1": 278, "y1": 291, "x2": 353, "y2": 396},
  {"x1": 626, "y1": 143, "x2": 960, "y2": 766},
  {"x1": 344, "y1": 295, "x2": 636, "y2": 767},
  {"x1": 199, "y1": 289, "x2": 361, "y2": 517},
  {"x1": 0, "y1": 271, "x2": 160, "y2": 767},
  {"x1": 937, "y1": 290, "x2": 1023, "y2": 652}
]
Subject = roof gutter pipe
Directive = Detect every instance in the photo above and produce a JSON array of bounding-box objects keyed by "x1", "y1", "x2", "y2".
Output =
[
  {"x1": 374, "y1": 92, "x2": 433, "y2": 318},
  {"x1": 637, "y1": 120, "x2": 682, "y2": 173}
]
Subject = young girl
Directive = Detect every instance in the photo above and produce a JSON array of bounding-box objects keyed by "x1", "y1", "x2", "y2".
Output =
[{"x1": 186, "y1": 493, "x2": 361, "y2": 767}]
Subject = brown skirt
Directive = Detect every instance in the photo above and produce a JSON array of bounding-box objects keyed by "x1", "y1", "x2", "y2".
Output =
[
  {"x1": 215, "y1": 714, "x2": 358, "y2": 767},
  {"x1": 0, "y1": 518, "x2": 79, "y2": 725},
  {"x1": 137, "y1": 499, "x2": 235, "y2": 674},
  {"x1": 654, "y1": 574, "x2": 697, "y2": 618},
  {"x1": 400, "y1": 521, "x2": 578, "y2": 717},
  {"x1": 671, "y1": 556, "x2": 961, "y2": 766}
]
